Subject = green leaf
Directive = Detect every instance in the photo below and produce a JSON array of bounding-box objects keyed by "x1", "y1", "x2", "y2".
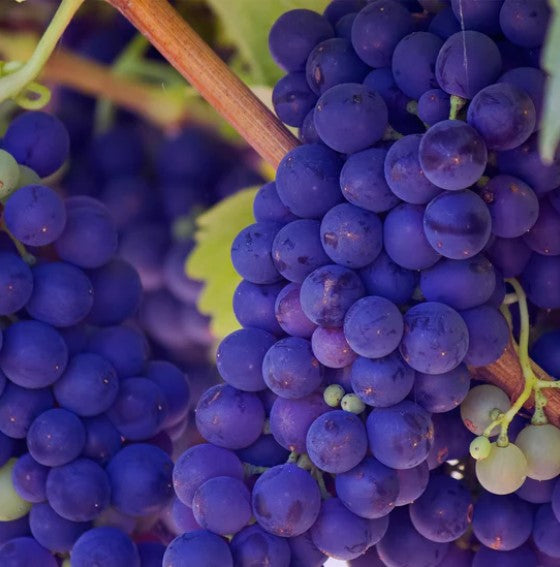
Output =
[
  {"x1": 186, "y1": 187, "x2": 258, "y2": 340},
  {"x1": 206, "y1": 0, "x2": 330, "y2": 86},
  {"x1": 540, "y1": 0, "x2": 560, "y2": 162}
]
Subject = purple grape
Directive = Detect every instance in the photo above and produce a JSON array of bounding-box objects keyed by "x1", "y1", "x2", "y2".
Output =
[
  {"x1": 163, "y1": 530, "x2": 232, "y2": 567},
  {"x1": 523, "y1": 200, "x2": 560, "y2": 255},
  {"x1": 395, "y1": 461, "x2": 430, "y2": 505},
  {"x1": 472, "y1": 545, "x2": 537, "y2": 567},
  {"x1": 0, "y1": 252, "x2": 33, "y2": 316},
  {"x1": 521, "y1": 254, "x2": 560, "y2": 309},
  {"x1": 450, "y1": 0, "x2": 503, "y2": 34},
  {"x1": 324, "y1": 0, "x2": 366, "y2": 25},
  {"x1": 230, "y1": 524, "x2": 291, "y2": 567},
  {"x1": 288, "y1": 530, "x2": 327, "y2": 567},
  {"x1": 0, "y1": 537, "x2": 58, "y2": 567},
  {"x1": 429, "y1": 6, "x2": 461, "y2": 40},
  {"x1": 517, "y1": 477, "x2": 556, "y2": 504},
  {"x1": 530, "y1": 331, "x2": 560, "y2": 379},
  {"x1": 274, "y1": 282, "x2": 317, "y2": 338},
  {"x1": 311, "y1": 326, "x2": 357, "y2": 368},
  {"x1": 532, "y1": 504, "x2": 560, "y2": 558},
  {"x1": 233, "y1": 280, "x2": 284, "y2": 336},
  {"x1": 12, "y1": 454, "x2": 48, "y2": 503},
  {"x1": 499, "y1": 0, "x2": 550, "y2": 48},
  {"x1": 418, "y1": 89, "x2": 451, "y2": 126},
  {"x1": 499, "y1": 66, "x2": 545, "y2": 123},
  {"x1": 253, "y1": 182, "x2": 297, "y2": 224},
  {"x1": 272, "y1": 72, "x2": 317, "y2": 127},
  {"x1": 413, "y1": 364, "x2": 471, "y2": 413}
]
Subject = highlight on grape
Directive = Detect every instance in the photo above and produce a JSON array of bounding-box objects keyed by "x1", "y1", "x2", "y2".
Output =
[{"x1": 0, "y1": 0, "x2": 559, "y2": 566}]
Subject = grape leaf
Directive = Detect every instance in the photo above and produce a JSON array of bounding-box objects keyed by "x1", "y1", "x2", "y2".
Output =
[
  {"x1": 540, "y1": 0, "x2": 560, "y2": 163},
  {"x1": 186, "y1": 187, "x2": 258, "y2": 340},
  {"x1": 205, "y1": 0, "x2": 330, "y2": 86}
]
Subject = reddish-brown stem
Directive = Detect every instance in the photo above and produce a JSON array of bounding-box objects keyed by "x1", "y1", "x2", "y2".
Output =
[{"x1": 107, "y1": 0, "x2": 299, "y2": 168}]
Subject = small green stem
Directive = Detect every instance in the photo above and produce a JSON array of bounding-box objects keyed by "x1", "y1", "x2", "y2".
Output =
[
  {"x1": 0, "y1": 219, "x2": 36, "y2": 265},
  {"x1": 536, "y1": 380, "x2": 560, "y2": 389},
  {"x1": 287, "y1": 452, "x2": 299, "y2": 464},
  {"x1": 449, "y1": 95, "x2": 466, "y2": 120},
  {"x1": 312, "y1": 467, "x2": 331, "y2": 499},
  {"x1": 0, "y1": 0, "x2": 85, "y2": 106},
  {"x1": 503, "y1": 293, "x2": 519, "y2": 306},
  {"x1": 382, "y1": 125, "x2": 403, "y2": 141},
  {"x1": 532, "y1": 386, "x2": 549, "y2": 424}
]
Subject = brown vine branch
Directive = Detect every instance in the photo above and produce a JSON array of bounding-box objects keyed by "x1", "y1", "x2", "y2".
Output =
[{"x1": 107, "y1": 0, "x2": 299, "y2": 169}]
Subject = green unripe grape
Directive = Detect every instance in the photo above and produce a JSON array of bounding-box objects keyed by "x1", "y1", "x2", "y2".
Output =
[
  {"x1": 515, "y1": 423, "x2": 560, "y2": 481},
  {"x1": 17, "y1": 164, "x2": 41, "y2": 188},
  {"x1": 0, "y1": 458, "x2": 32, "y2": 520},
  {"x1": 460, "y1": 384, "x2": 510, "y2": 435},
  {"x1": 0, "y1": 149, "x2": 20, "y2": 200},
  {"x1": 341, "y1": 393, "x2": 365, "y2": 414},
  {"x1": 324, "y1": 384, "x2": 345, "y2": 408},
  {"x1": 470, "y1": 436, "x2": 491, "y2": 460},
  {"x1": 476, "y1": 442, "x2": 528, "y2": 495}
]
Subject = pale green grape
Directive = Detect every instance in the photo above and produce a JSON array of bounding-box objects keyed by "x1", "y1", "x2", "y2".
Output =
[
  {"x1": 323, "y1": 384, "x2": 345, "y2": 407},
  {"x1": 17, "y1": 165, "x2": 41, "y2": 188},
  {"x1": 0, "y1": 149, "x2": 20, "y2": 200},
  {"x1": 460, "y1": 384, "x2": 510, "y2": 435},
  {"x1": 0, "y1": 458, "x2": 32, "y2": 520},
  {"x1": 475, "y1": 442, "x2": 528, "y2": 495},
  {"x1": 515, "y1": 423, "x2": 560, "y2": 481},
  {"x1": 470, "y1": 435, "x2": 491, "y2": 460},
  {"x1": 341, "y1": 393, "x2": 365, "y2": 414}
]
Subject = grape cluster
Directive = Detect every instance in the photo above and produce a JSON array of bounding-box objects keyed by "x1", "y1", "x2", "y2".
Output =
[
  {"x1": 168, "y1": 0, "x2": 560, "y2": 565},
  {"x1": 0, "y1": 111, "x2": 198, "y2": 566}
]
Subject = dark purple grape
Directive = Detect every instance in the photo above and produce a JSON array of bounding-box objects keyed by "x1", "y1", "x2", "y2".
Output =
[
  {"x1": 486, "y1": 236, "x2": 533, "y2": 277},
  {"x1": 499, "y1": 66, "x2": 546, "y2": 124},
  {"x1": 413, "y1": 364, "x2": 471, "y2": 413},
  {"x1": 323, "y1": 0, "x2": 366, "y2": 25},
  {"x1": 429, "y1": 6, "x2": 461, "y2": 40},
  {"x1": 272, "y1": 72, "x2": 317, "y2": 127},
  {"x1": 499, "y1": 0, "x2": 550, "y2": 48},
  {"x1": 418, "y1": 89, "x2": 451, "y2": 126},
  {"x1": 521, "y1": 254, "x2": 560, "y2": 309},
  {"x1": 450, "y1": 0, "x2": 503, "y2": 34},
  {"x1": 523, "y1": 201, "x2": 560, "y2": 256}
]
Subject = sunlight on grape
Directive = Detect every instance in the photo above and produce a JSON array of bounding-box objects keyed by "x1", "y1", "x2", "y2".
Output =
[{"x1": 325, "y1": 559, "x2": 348, "y2": 567}]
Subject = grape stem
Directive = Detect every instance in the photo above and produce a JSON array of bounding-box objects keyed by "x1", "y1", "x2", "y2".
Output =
[
  {"x1": 449, "y1": 95, "x2": 466, "y2": 120},
  {"x1": 0, "y1": 0, "x2": 84, "y2": 107},
  {"x1": 0, "y1": 217, "x2": 36, "y2": 265}
]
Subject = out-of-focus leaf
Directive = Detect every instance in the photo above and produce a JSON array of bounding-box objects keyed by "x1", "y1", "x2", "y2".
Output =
[
  {"x1": 540, "y1": 0, "x2": 560, "y2": 162},
  {"x1": 206, "y1": 0, "x2": 330, "y2": 86},
  {"x1": 186, "y1": 187, "x2": 257, "y2": 340}
]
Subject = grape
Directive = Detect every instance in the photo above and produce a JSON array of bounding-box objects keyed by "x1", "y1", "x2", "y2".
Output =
[
  {"x1": 335, "y1": 456, "x2": 399, "y2": 519},
  {"x1": 420, "y1": 255, "x2": 496, "y2": 310},
  {"x1": 349, "y1": 545, "x2": 386, "y2": 567},
  {"x1": 272, "y1": 219, "x2": 330, "y2": 282},
  {"x1": 236, "y1": 434, "x2": 290, "y2": 468},
  {"x1": 195, "y1": 384, "x2": 265, "y2": 449},
  {"x1": 288, "y1": 530, "x2": 327, "y2": 567},
  {"x1": 252, "y1": 464, "x2": 321, "y2": 537},
  {"x1": 419, "y1": 120, "x2": 488, "y2": 191},
  {"x1": 26, "y1": 262, "x2": 93, "y2": 328},
  {"x1": 351, "y1": 0, "x2": 413, "y2": 67},
  {"x1": 311, "y1": 327, "x2": 357, "y2": 368},
  {"x1": 435, "y1": 31, "x2": 502, "y2": 99},
  {"x1": 523, "y1": 201, "x2": 560, "y2": 255},
  {"x1": 383, "y1": 203, "x2": 441, "y2": 270},
  {"x1": 0, "y1": 320, "x2": 68, "y2": 389},
  {"x1": 0, "y1": 459, "x2": 32, "y2": 521},
  {"x1": 137, "y1": 543, "x2": 165, "y2": 567},
  {"x1": 12, "y1": 453, "x2": 48, "y2": 503},
  {"x1": 413, "y1": 364, "x2": 471, "y2": 413},
  {"x1": 163, "y1": 530, "x2": 232, "y2": 567},
  {"x1": 320, "y1": 203, "x2": 383, "y2": 268},
  {"x1": 427, "y1": 409, "x2": 473, "y2": 469},
  {"x1": 377, "y1": 507, "x2": 450, "y2": 567},
  {"x1": 499, "y1": 66, "x2": 546, "y2": 123},
  {"x1": 262, "y1": 337, "x2": 323, "y2": 399},
  {"x1": 81, "y1": 415, "x2": 121, "y2": 464},
  {"x1": 216, "y1": 328, "x2": 276, "y2": 392},
  {"x1": 29, "y1": 502, "x2": 89, "y2": 553},
  {"x1": 230, "y1": 524, "x2": 291, "y2": 567},
  {"x1": 268, "y1": 9, "x2": 334, "y2": 72},
  {"x1": 366, "y1": 400, "x2": 434, "y2": 469},
  {"x1": 409, "y1": 474, "x2": 472, "y2": 542},
  {"x1": 341, "y1": 147, "x2": 401, "y2": 213},
  {"x1": 531, "y1": 331, "x2": 560, "y2": 378},
  {"x1": 517, "y1": 477, "x2": 556, "y2": 504},
  {"x1": 4, "y1": 185, "x2": 66, "y2": 246},
  {"x1": 424, "y1": 190, "x2": 492, "y2": 259},
  {"x1": 334, "y1": 12, "x2": 357, "y2": 40},
  {"x1": 172, "y1": 443, "x2": 243, "y2": 507},
  {"x1": 384, "y1": 134, "x2": 442, "y2": 205},
  {"x1": 99, "y1": 175, "x2": 153, "y2": 229},
  {"x1": 86, "y1": 259, "x2": 142, "y2": 326},
  {"x1": 534, "y1": 504, "x2": 560, "y2": 559},
  {"x1": 418, "y1": 89, "x2": 451, "y2": 126},
  {"x1": 472, "y1": 491, "x2": 533, "y2": 551},
  {"x1": 46, "y1": 458, "x2": 110, "y2": 521},
  {"x1": 515, "y1": 424, "x2": 560, "y2": 481},
  {"x1": 314, "y1": 83, "x2": 389, "y2": 154},
  {"x1": 300, "y1": 263, "x2": 365, "y2": 326},
  {"x1": 0, "y1": 252, "x2": 33, "y2": 316},
  {"x1": 521, "y1": 254, "x2": 560, "y2": 309},
  {"x1": 170, "y1": 496, "x2": 200, "y2": 534},
  {"x1": 299, "y1": 109, "x2": 321, "y2": 144},
  {"x1": 473, "y1": 545, "x2": 538, "y2": 567},
  {"x1": 450, "y1": 0, "x2": 503, "y2": 34},
  {"x1": 233, "y1": 281, "x2": 284, "y2": 335},
  {"x1": 341, "y1": 393, "x2": 365, "y2": 413},
  {"x1": 497, "y1": 133, "x2": 560, "y2": 196},
  {"x1": 0, "y1": 516, "x2": 31, "y2": 545},
  {"x1": 311, "y1": 497, "x2": 388, "y2": 560},
  {"x1": 27, "y1": 408, "x2": 85, "y2": 467},
  {"x1": 269, "y1": 391, "x2": 329, "y2": 453},
  {"x1": 476, "y1": 443, "x2": 528, "y2": 495},
  {"x1": 55, "y1": 198, "x2": 118, "y2": 268},
  {"x1": 306, "y1": 38, "x2": 369, "y2": 95},
  {"x1": 0, "y1": 149, "x2": 20, "y2": 200},
  {"x1": 276, "y1": 144, "x2": 343, "y2": 218},
  {"x1": 2, "y1": 111, "x2": 69, "y2": 177},
  {"x1": 429, "y1": 6, "x2": 461, "y2": 40},
  {"x1": 324, "y1": 383, "x2": 345, "y2": 407},
  {"x1": 274, "y1": 282, "x2": 317, "y2": 337},
  {"x1": 71, "y1": 527, "x2": 140, "y2": 567},
  {"x1": 323, "y1": 0, "x2": 366, "y2": 25},
  {"x1": 400, "y1": 302, "x2": 469, "y2": 374},
  {"x1": 306, "y1": 409, "x2": 368, "y2": 473},
  {"x1": 16, "y1": 165, "x2": 40, "y2": 189},
  {"x1": 107, "y1": 377, "x2": 168, "y2": 441},
  {"x1": 0, "y1": 383, "x2": 53, "y2": 439},
  {"x1": 351, "y1": 352, "x2": 415, "y2": 407},
  {"x1": 87, "y1": 325, "x2": 149, "y2": 378},
  {"x1": 392, "y1": 32, "x2": 443, "y2": 99},
  {"x1": 461, "y1": 384, "x2": 511, "y2": 435},
  {"x1": 499, "y1": 0, "x2": 550, "y2": 48},
  {"x1": 272, "y1": 72, "x2": 317, "y2": 127},
  {"x1": 470, "y1": 435, "x2": 492, "y2": 460},
  {"x1": 460, "y1": 305, "x2": 509, "y2": 366},
  {"x1": 0, "y1": 536, "x2": 58, "y2": 567},
  {"x1": 467, "y1": 83, "x2": 536, "y2": 151}
]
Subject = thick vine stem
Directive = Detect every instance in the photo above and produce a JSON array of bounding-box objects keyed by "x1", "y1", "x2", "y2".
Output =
[{"x1": 107, "y1": 0, "x2": 299, "y2": 168}]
